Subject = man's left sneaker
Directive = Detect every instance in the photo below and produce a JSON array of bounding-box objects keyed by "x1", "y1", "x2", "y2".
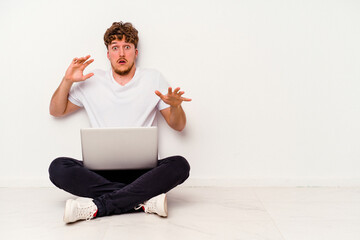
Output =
[{"x1": 63, "y1": 197, "x2": 98, "y2": 223}]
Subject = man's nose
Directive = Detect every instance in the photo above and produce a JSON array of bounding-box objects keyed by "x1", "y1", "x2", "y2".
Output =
[{"x1": 119, "y1": 48, "x2": 125, "y2": 57}]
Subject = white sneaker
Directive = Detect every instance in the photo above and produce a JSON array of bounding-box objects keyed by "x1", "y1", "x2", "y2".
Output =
[
  {"x1": 63, "y1": 197, "x2": 98, "y2": 223},
  {"x1": 135, "y1": 193, "x2": 168, "y2": 217}
]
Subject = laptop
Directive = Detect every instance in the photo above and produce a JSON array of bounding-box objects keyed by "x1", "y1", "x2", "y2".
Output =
[{"x1": 81, "y1": 127, "x2": 158, "y2": 170}]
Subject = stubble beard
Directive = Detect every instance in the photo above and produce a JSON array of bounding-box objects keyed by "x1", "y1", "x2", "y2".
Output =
[{"x1": 112, "y1": 61, "x2": 135, "y2": 76}]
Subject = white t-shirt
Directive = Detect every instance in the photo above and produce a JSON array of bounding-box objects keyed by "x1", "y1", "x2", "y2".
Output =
[{"x1": 68, "y1": 68, "x2": 170, "y2": 128}]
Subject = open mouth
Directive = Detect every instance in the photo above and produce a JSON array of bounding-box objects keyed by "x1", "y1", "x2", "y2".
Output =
[{"x1": 118, "y1": 59, "x2": 127, "y2": 64}]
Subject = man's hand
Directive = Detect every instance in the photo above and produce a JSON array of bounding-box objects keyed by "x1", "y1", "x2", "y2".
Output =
[
  {"x1": 155, "y1": 87, "x2": 192, "y2": 108},
  {"x1": 64, "y1": 55, "x2": 94, "y2": 83}
]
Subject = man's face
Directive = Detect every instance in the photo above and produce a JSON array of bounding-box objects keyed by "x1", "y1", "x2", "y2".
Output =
[{"x1": 107, "y1": 37, "x2": 138, "y2": 76}]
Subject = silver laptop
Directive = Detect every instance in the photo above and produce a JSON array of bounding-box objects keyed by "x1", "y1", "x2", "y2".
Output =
[{"x1": 81, "y1": 127, "x2": 158, "y2": 170}]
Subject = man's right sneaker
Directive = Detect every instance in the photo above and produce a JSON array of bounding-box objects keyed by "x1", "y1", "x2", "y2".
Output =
[
  {"x1": 63, "y1": 197, "x2": 98, "y2": 223},
  {"x1": 135, "y1": 193, "x2": 168, "y2": 217}
]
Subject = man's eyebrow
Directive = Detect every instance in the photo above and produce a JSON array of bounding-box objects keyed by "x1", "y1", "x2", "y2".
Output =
[{"x1": 110, "y1": 42, "x2": 130, "y2": 46}]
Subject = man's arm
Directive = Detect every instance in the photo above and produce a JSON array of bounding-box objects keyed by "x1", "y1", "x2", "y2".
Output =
[
  {"x1": 156, "y1": 87, "x2": 192, "y2": 132},
  {"x1": 49, "y1": 78, "x2": 81, "y2": 117},
  {"x1": 49, "y1": 55, "x2": 94, "y2": 117}
]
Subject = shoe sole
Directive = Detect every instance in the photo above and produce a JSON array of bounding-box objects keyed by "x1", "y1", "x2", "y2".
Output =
[
  {"x1": 164, "y1": 194, "x2": 168, "y2": 217},
  {"x1": 158, "y1": 193, "x2": 168, "y2": 217},
  {"x1": 63, "y1": 199, "x2": 75, "y2": 223}
]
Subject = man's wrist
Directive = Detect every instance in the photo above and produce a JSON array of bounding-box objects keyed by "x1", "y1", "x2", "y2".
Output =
[
  {"x1": 170, "y1": 105, "x2": 181, "y2": 110},
  {"x1": 62, "y1": 77, "x2": 74, "y2": 85}
]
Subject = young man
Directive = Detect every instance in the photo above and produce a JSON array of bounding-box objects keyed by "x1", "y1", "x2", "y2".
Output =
[{"x1": 48, "y1": 22, "x2": 191, "y2": 223}]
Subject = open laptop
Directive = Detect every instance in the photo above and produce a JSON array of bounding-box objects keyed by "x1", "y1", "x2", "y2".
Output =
[{"x1": 81, "y1": 127, "x2": 158, "y2": 170}]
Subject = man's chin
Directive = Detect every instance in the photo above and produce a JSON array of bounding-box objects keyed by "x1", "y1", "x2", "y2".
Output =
[
  {"x1": 113, "y1": 63, "x2": 135, "y2": 76},
  {"x1": 115, "y1": 69, "x2": 131, "y2": 76}
]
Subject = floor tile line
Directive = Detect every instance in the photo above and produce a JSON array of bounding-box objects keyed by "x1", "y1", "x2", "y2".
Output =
[{"x1": 253, "y1": 187, "x2": 287, "y2": 240}]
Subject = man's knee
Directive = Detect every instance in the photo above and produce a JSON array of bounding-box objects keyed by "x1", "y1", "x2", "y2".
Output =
[
  {"x1": 48, "y1": 157, "x2": 79, "y2": 187},
  {"x1": 49, "y1": 157, "x2": 63, "y2": 175},
  {"x1": 49, "y1": 157, "x2": 66, "y2": 186},
  {"x1": 171, "y1": 155, "x2": 190, "y2": 181}
]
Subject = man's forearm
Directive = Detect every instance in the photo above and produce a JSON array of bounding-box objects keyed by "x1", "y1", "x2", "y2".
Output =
[
  {"x1": 169, "y1": 105, "x2": 187, "y2": 132},
  {"x1": 49, "y1": 78, "x2": 73, "y2": 117}
]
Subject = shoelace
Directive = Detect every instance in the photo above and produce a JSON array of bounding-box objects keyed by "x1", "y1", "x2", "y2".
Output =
[
  {"x1": 134, "y1": 204, "x2": 144, "y2": 211},
  {"x1": 134, "y1": 201, "x2": 157, "y2": 213},
  {"x1": 143, "y1": 201, "x2": 157, "y2": 212},
  {"x1": 76, "y1": 204, "x2": 97, "y2": 221}
]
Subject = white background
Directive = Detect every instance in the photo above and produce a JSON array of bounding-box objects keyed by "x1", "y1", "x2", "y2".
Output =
[{"x1": 0, "y1": 0, "x2": 359, "y2": 186}]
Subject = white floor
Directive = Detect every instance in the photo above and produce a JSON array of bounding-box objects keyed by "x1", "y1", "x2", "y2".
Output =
[{"x1": 1, "y1": 186, "x2": 360, "y2": 240}]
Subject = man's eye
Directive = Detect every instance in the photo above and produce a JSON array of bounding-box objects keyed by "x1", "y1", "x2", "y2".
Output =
[
  {"x1": 112, "y1": 47, "x2": 118, "y2": 50},
  {"x1": 125, "y1": 46, "x2": 130, "y2": 49}
]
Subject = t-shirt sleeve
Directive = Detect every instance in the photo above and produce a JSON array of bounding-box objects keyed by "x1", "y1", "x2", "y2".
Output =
[
  {"x1": 68, "y1": 83, "x2": 84, "y2": 107},
  {"x1": 157, "y1": 73, "x2": 171, "y2": 111}
]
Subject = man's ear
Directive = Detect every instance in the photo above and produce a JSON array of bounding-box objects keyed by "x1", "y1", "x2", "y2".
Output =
[
  {"x1": 135, "y1": 49, "x2": 138, "y2": 58},
  {"x1": 107, "y1": 51, "x2": 110, "y2": 60}
]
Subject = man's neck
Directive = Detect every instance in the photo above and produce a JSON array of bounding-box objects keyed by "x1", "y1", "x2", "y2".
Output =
[{"x1": 112, "y1": 66, "x2": 137, "y2": 86}]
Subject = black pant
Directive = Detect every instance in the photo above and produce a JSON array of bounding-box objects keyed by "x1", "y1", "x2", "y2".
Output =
[{"x1": 48, "y1": 156, "x2": 190, "y2": 217}]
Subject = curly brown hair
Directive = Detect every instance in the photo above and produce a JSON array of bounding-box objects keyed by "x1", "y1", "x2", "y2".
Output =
[{"x1": 104, "y1": 22, "x2": 139, "y2": 49}]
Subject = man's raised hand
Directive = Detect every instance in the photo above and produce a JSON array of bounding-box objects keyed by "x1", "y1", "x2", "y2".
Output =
[
  {"x1": 155, "y1": 87, "x2": 192, "y2": 108},
  {"x1": 64, "y1": 55, "x2": 94, "y2": 83}
]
